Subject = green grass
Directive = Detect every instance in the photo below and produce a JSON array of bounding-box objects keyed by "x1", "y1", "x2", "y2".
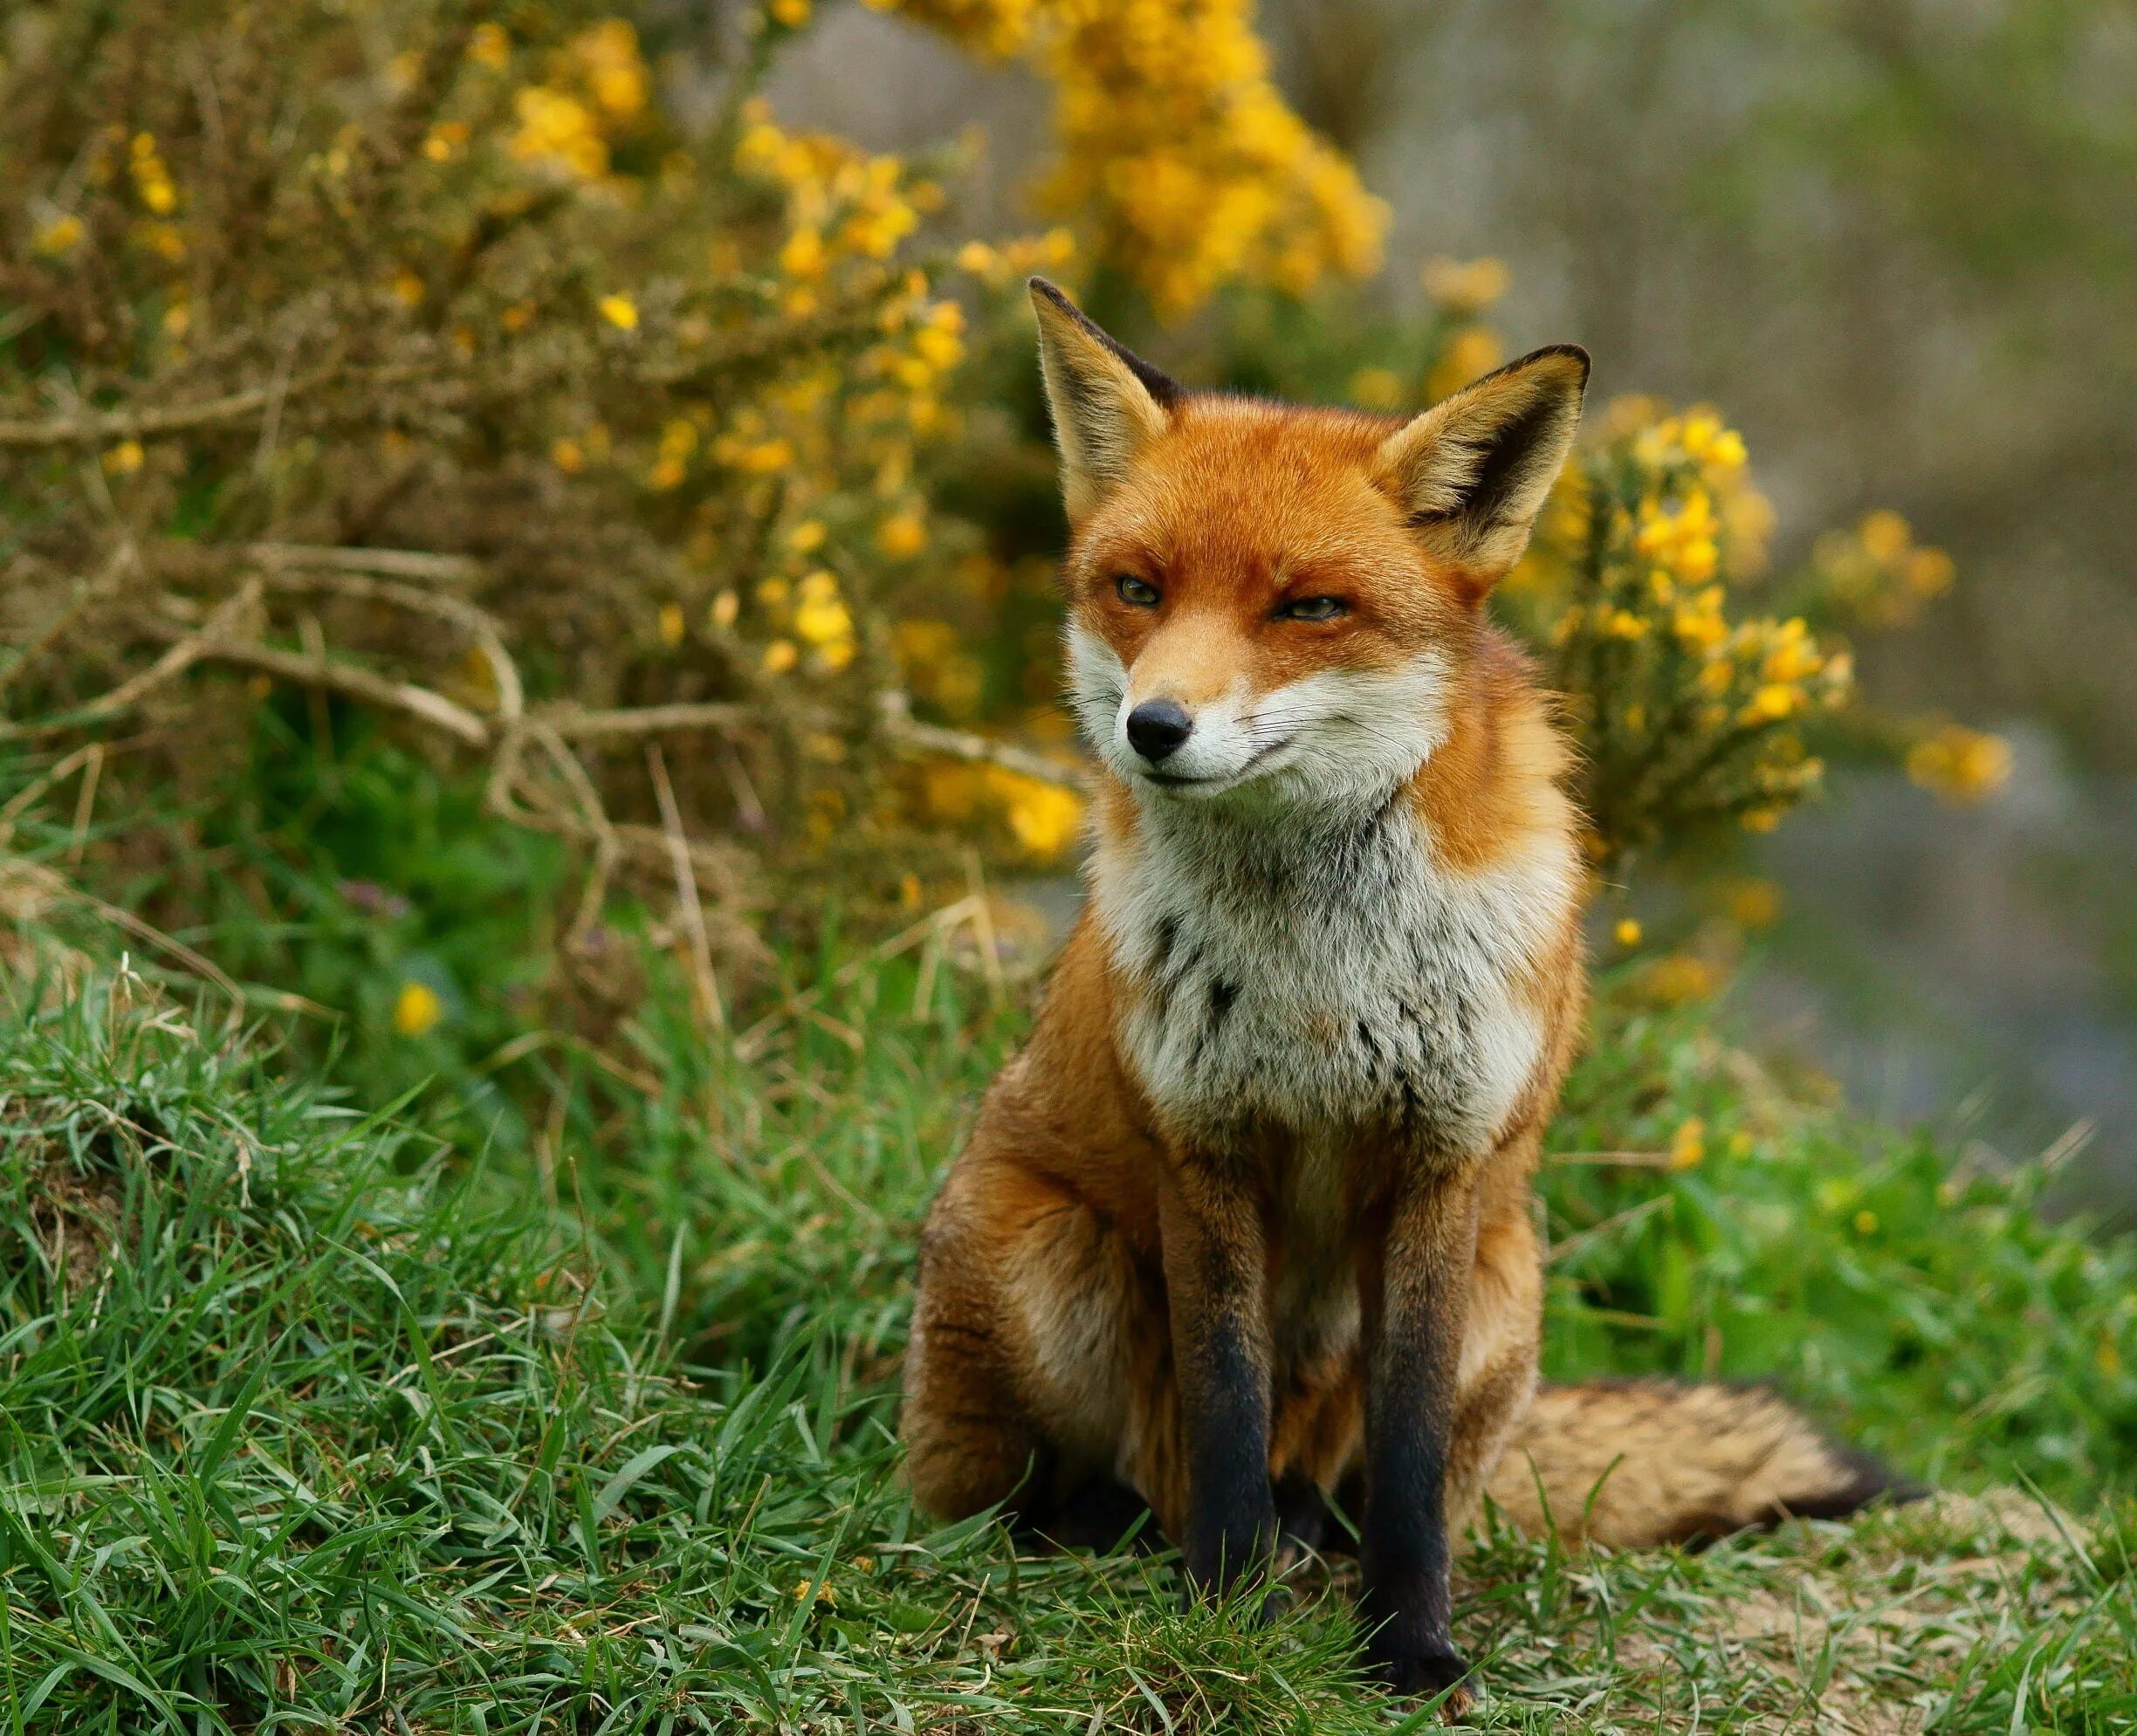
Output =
[
  {"x1": 2, "y1": 958, "x2": 2134, "y2": 1732},
  {"x1": 3, "y1": 732, "x2": 2136, "y2": 1729}
]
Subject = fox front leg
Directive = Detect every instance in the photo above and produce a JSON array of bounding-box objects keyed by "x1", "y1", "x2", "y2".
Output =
[
  {"x1": 1358, "y1": 1163, "x2": 1483, "y2": 1707},
  {"x1": 1159, "y1": 1168, "x2": 1277, "y2": 1600}
]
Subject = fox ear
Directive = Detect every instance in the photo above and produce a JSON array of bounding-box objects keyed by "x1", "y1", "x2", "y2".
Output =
[
  {"x1": 1376, "y1": 345, "x2": 1590, "y2": 594},
  {"x1": 1029, "y1": 278, "x2": 1183, "y2": 525}
]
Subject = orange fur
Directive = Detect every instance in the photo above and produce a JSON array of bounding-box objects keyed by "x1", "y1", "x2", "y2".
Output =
[{"x1": 901, "y1": 283, "x2": 1911, "y2": 1707}]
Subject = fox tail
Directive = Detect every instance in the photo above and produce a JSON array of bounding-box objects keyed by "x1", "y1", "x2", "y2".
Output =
[{"x1": 1484, "y1": 1380, "x2": 1922, "y2": 1548}]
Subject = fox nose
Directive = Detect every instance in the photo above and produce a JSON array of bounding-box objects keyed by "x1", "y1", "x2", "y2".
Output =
[{"x1": 1125, "y1": 699, "x2": 1194, "y2": 763}]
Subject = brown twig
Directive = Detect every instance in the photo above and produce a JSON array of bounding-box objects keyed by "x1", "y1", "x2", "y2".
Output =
[
  {"x1": 876, "y1": 690, "x2": 1086, "y2": 789},
  {"x1": 0, "y1": 366, "x2": 347, "y2": 448},
  {"x1": 0, "y1": 546, "x2": 134, "y2": 702},
  {"x1": 119, "y1": 615, "x2": 491, "y2": 746},
  {"x1": 526, "y1": 724, "x2": 622, "y2": 950},
  {"x1": 242, "y1": 542, "x2": 486, "y2": 585},
  {"x1": 647, "y1": 742, "x2": 725, "y2": 1034},
  {"x1": 258, "y1": 566, "x2": 523, "y2": 720},
  {"x1": 546, "y1": 701, "x2": 756, "y2": 741},
  {"x1": 1, "y1": 580, "x2": 266, "y2": 743}
]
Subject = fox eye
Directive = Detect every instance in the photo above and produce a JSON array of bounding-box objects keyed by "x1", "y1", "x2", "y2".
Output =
[
  {"x1": 1115, "y1": 574, "x2": 1161, "y2": 607},
  {"x1": 1276, "y1": 595, "x2": 1347, "y2": 622}
]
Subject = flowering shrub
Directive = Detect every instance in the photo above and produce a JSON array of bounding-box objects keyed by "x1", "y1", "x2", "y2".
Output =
[
  {"x1": 0, "y1": 0, "x2": 2004, "y2": 1024},
  {"x1": 1500, "y1": 405, "x2": 1850, "y2": 866},
  {"x1": 873, "y1": 0, "x2": 1386, "y2": 318}
]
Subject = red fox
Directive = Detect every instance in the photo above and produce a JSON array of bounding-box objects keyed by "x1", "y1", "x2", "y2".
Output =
[{"x1": 901, "y1": 279, "x2": 1912, "y2": 1705}]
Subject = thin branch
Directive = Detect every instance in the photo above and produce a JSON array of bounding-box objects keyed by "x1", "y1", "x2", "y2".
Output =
[
  {"x1": 0, "y1": 366, "x2": 347, "y2": 448},
  {"x1": 259, "y1": 566, "x2": 522, "y2": 720},
  {"x1": 1, "y1": 580, "x2": 265, "y2": 742},
  {"x1": 648, "y1": 742, "x2": 725, "y2": 1033},
  {"x1": 876, "y1": 690, "x2": 1087, "y2": 790},
  {"x1": 244, "y1": 542, "x2": 485, "y2": 585},
  {"x1": 0, "y1": 546, "x2": 133, "y2": 701},
  {"x1": 527, "y1": 724, "x2": 621, "y2": 949},
  {"x1": 120, "y1": 613, "x2": 490, "y2": 745},
  {"x1": 546, "y1": 700, "x2": 756, "y2": 741}
]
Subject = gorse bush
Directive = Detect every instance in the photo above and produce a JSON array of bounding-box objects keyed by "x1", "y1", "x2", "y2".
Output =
[{"x1": 2, "y1": 0, "x2": 2005, "y2": 1009}]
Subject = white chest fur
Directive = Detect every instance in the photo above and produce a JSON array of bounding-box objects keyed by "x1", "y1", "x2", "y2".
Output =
[{"x1": 1090, "y1": 793, "x2": 1571, "y2": 1158}]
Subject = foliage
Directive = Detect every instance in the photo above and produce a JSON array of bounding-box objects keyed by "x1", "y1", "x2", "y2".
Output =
[
  {"x1": 0, "y1": 0, "x2": 1107, "y2": 1001},
  {"x1": 2, "y1": 0, "x2": 2010, "y2": 1005},
  {"x1": 1, "y1": 957, "x2": 2131, "y2": 1732}
]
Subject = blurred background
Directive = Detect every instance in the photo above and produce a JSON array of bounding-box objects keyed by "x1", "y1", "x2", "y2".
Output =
[{"x1": 765, "y1": 0, "x2": 2137, "y2": 1213}]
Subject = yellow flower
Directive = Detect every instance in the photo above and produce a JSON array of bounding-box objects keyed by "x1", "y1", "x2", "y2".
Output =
[
  {"x1": 423, "y1": 120, "x2": 471, "y2": 163},
  {"x1": 1426, "y1": 326, "x2": 1501, "y2": 401},
  {"x1": 393, "y1": 980, "x2": 443, "y2": 1037},
  {"x1": 32, "y1": 214, "x2": 85, "y2": 256},
  {"x1": 876, "y1": 510, "x2": 927, "y2": 559},
  {"x1": 468, "y1": 22, "x2": 512, "y2": 69},
  {"x1": 575, "y1": 19, "x2": 649, "y2": 120},
  {"x1": 913, "y1": 321, "x2": 965, "y2": 372},
  {"x1": 780, "y1": 225, "x2": 827, "y2": 279},
  {"x1": 1348, "y1": 366, "x2": 1403, "y2": 410},
  {"x1": 1613, "y1": 917, "x2": 1642, "y2": 948},
  {"x1": 1643, "y1": 953, "x2": 1717, "y2": 1005},
  {"x1": 769, "y1": 0, "x2": 811, "y2": 24},
  {"x1": 1904, "y1": 546, "x2": 1955, "y2": 599},
  {"x1": 762, "y1": 638, "x2": 800, "y2": 675},
  {"x1": 130, "y1": 134, "x2": 178, "y2": 214},
  {"x1": 1907, "y1": 724, "x2": 2011, "y2": 806},
  {"x1": 709, "y1": 591, "x2": 739, "y2": 629},
  {"x1": 598, "y1": 293, "x2": 639, "y2": 331},
  {"x1": 787, "y1": 518, "x2": 827, "y2": 553},
  {"x1": 794, "y1": 592, "x2": 853, "y2": 646},
  {"x1": 1742, "y1": 683, "x2": 1800, "y2": 724},
  {"x1": 658, "y1": 602, "x2": 685, "y2": 647},
  {"x1": 1858, "y1": 509, "x2": 1910, "y2": 561},
  {"x1": 1672, "y1": 600, "x2": 1728, "y2": 650},
  {"x1": 1724, "y1": 879, "x2": 1783, "y2": 930},
  {"x1": 1421, "y1": 255, "x2": 1509, "y2": 314},
  {"x1": 996, "y1": 770, "x2": 1085, "y2": 859},
  {"x1": 391, "y1": 270, "x2": 425, "y2": 308},
  {"x1": 134, "y1": 221, "x2": 186, "y2": 262},
  {"x1": 1669, "y1": 1118, "x2": 1707, "y2": 1170},
  {"x1": 101, "y1": 440, "x2": 146, "y2": 476},
  {"x1": 510, "y1": 86, "x2": 608, "y2": 180},
  {"x1": 735, "y1": 438, "x2": 794, "y2": 475},
  {"x1": 551, "y1": 438, "x2": 587, "y2": 473}
]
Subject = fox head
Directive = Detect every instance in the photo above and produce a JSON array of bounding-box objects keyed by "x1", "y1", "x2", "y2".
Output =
[{"x1": 1032, "y1": 278, "x2": 1587, "y2": 811}]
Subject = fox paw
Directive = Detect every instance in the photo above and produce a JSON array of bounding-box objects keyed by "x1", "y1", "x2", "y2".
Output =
[{"x1": 1368, "y1": 1644, "x2": 1473, "y2": 1718}]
